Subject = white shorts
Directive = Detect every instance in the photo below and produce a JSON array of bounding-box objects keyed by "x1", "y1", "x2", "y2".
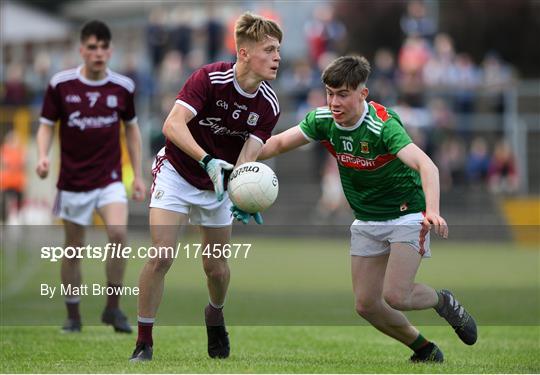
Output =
[
  {"x1": 149, "y1": 153, "x2": 233, "y2": 227},
  {"x1": 350, "y1": 212, "x2": 431, "y2": 258},
  {"x1": 53, "y1": 182, "x2": 127, "y2": 226}
]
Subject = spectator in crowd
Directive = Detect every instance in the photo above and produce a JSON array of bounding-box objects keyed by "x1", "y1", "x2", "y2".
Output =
[
  {"x1": 205, "y1": 6, "x2": 225, "y2": 62},
  {"x1": 480, "y1": 52, "x2": 514, "y2": 113},
  {"x1": 0, "y1": 131, "x2": 26, "y2": 222},
  {"x1": 169, "y1": 7, "x2": 194, "y2": 58},
  {"x1": 400, "y1": 0, "x2": 437, "y2": 41},
  {"x1": 452, "y1": 53, "x2": 480, "y2": 114},
  {"x1": 122, "y1": 52, "x2": 155, "y2": 101},
  {"x1": 25, "y1": 51, "x2": 52, "y2": 106},
  {"x1": 436, "y1": 137, "x2": 466, "y2": 191},
  {"x1": 282, "y1": 59, "x2": 320, "y2": 107},
  {"x1": 157, "y1": 50, "x2": 186, "y2": 100},
  {"x1": 397, "y1": 36, "x2": 430, "y2": 106},
  {"x1": 488, "y1": 140, "x2": 519, "y2": 194},
  {"x1": 146, "y1": 7, "x2": 169, "y2": 71},
  {"x1": 428, "y1": 97, "x2": 456, "y2": 132},
  {"x1": 3, "y1": 64, "x2": 28, "y2": 105},
  {"x1": 370, "y1": 48, "x2": 398, "y2": 106},
  {"x1": 466, "y1": 137, "x2": 491, "y2": 188},
  {"x1": 304, "y1": 4, "x2": 347, "y2": 64},
  {"x1": 392, "y1": 100, "x2": 432, "y2": 131},
  {"x1": 449, "y1": 53, "x2": 480, "y2": 136},
  {"x1": 423, "y1": 33, "x2": 456, "y2": 93}
]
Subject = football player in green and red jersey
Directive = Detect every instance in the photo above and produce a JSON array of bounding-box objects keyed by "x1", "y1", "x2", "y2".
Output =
[{"x1": 257, "y1": 55, "x2": 477, "y2": 363}]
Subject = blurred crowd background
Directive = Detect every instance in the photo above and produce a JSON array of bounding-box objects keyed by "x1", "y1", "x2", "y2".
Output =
[{"x1": 1, "y1": 0, "x2": 539, "y2": 230}]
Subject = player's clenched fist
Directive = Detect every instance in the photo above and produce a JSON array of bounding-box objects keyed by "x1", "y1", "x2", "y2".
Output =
[{"x1": 36, "y1": 157, "x2": 50, "y2": 179}]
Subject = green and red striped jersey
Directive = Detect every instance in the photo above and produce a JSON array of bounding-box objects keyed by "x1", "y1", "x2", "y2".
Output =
[{"x1": 299, "y1": 100, "x2": 425, "y2": 221}]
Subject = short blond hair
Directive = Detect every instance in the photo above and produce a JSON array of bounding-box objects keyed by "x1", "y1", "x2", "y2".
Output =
[{"x1": 234, "y1": 12, "x2": 282, "y2": 48}]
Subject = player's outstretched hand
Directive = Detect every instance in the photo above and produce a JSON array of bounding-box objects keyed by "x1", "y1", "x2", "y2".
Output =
[
  {"x1": 36, "y1": 156, "x2": 50, "y2": 179},
  {"x1": 199, "y1": 155, "x2": 234, "y2": 201},
  {"x1": 132, "y1": 176, "x2": 146, "y2": 202},
  {"x1": 230, "y1": 205, "x2": 263, "y2": 225},
  {"x1": 422, "y1": 211, "x2": 448, "y2": 239}
]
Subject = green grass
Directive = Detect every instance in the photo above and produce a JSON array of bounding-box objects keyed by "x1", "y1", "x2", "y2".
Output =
[
  {"x1": 1, "y1": 234, "x2": 539, "y2": 372},
  {"x1": 2, "y1": 236, "x2": 538, "y2": 325},
  {"x1": 1, "y1": 325, "x2": 539, "y2": 373}
]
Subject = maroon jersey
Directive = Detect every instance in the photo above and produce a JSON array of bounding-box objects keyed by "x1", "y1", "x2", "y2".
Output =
[
  {"x1": 40, "y1": 66, "x2": 136, "y2": 191},
  {"x1": 168, "y1": 61, "x2": 280, "y2": 190}
]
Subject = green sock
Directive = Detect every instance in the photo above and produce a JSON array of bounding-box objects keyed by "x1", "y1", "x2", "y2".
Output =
[{"x1": 409, "y1": 333, "x2": 430, "y2": 352}]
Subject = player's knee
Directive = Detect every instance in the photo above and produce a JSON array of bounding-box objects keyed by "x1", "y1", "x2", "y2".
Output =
[
  {"x1": 383, "y1": 290, "x2": 408, "y2": 311},
  {"x1": 355, "y1": 299, "x2": 379, "y2": 317},
  {"x1": 203, "y1": 263, "x2": 229, "y2": 282},
  {"x1": 148, "y1": 257, "x2": 174, "y2": 274},
  {"x1": 107, "y1": 228, "x2": 126, "y2": 245}
]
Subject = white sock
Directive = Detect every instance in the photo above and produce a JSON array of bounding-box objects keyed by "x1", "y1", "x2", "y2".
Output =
[
  {"x1": 209, "y1": 300, "x2": 224, "y2": 309},
  {"x1": 137, "y1": 316, "x2": 155, "y2": 324}
]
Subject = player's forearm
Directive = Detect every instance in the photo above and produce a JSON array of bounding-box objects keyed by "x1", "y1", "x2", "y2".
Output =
[
  {"x1": 162, "y1": 119, "x2": 206, "y2": 162},
  {"x1": 36, "y1": 124, "x2": 54, "y2": 158},
  {"x1": 236, "y1": 137, "x2": 263, "y2": 166},
  {"x1": 259, "y1": 128, "x2": 310, "y2": 160},
  {"x1": 419, "y1": 161, "x2": 441, "y2": 214},
  {"x1": 258, "y1": 137, "x2": 283, "y2": 160},
  {"x1": 125, "y1": 124, "x2": 143, "y2": 178}
]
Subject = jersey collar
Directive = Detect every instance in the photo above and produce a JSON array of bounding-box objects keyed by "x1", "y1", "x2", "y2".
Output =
[
  {"x1": 232, "y1": 64, "x2": 259, "y2": 98},
  {"x1": 334, "y1": 100, "x2": 369, "y2": 131},
  {"x1": 76, "y1": 65, "x2": 111, "y2": 86}
]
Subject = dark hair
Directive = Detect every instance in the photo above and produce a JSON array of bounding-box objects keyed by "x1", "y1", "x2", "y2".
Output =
[
  {"x1": 80, "y1": 20, "x2": 111, "y2": 43},
  {"x1": 321, "y1": 55, "x2": 371, "y2": 89}
]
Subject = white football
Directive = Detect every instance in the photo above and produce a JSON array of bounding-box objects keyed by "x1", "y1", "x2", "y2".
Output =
[{"x1": 228, "y1": 162, "x2": 279, "y2": 213}]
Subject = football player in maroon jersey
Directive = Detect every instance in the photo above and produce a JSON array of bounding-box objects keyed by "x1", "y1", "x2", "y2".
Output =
[
  {"x1": 131, "y1": 12, "x2": 282, "y2": 361},
  {"x1": 36, "y1": 20, "x2": 146, "y2": 333}
]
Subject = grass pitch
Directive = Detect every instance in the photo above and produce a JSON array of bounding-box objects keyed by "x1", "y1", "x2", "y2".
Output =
[
  {"x1": 1, "y1": 325, "x2": 539, "y2": 373},
  {"x1": 1, "y1": 233, "x2": 539, "y2": 372}
]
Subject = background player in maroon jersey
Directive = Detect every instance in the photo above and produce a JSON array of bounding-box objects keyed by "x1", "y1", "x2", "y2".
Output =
[
  {"x1": 36, "y1": 20, "x2": 146, "y2": 333},
  {"x1": 130, "y1": 12, "x2": 282, "y2": 361}
]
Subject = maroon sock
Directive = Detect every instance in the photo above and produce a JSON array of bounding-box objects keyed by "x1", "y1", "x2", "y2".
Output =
[
  {"x1": 106, "y1": 282, "x2": 121, "y2": 309},
  {"x1": 205, "y1": 304, "x2": 224, "y2": 326},
  {"x1": 66, "y1": 301, "x2": 80, "y2": 321},
  {"x1": 137, "y1": 321, "x2": 154, "y2": 347}
]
